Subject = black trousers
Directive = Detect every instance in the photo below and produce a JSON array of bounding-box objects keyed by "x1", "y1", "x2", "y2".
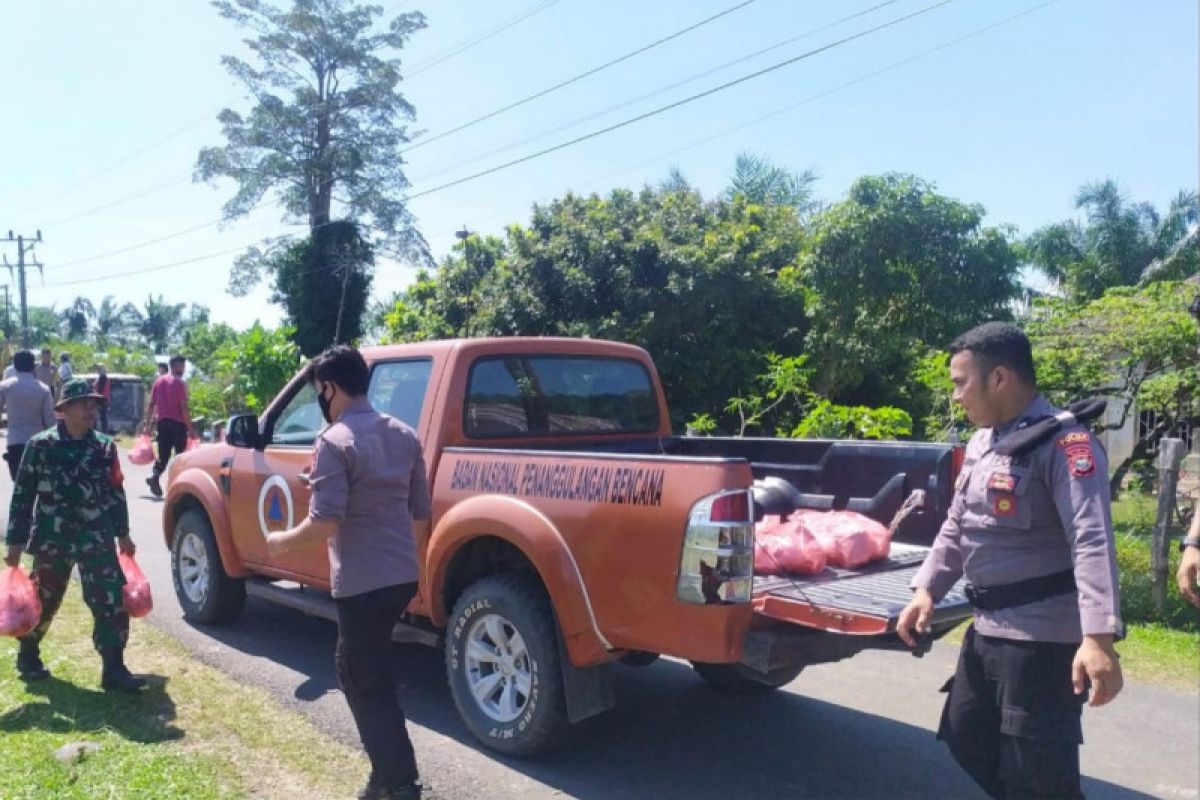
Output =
[
  {"x1": 4, "y1": 443, "x2": 27, "y2": 480},
  {"x1": 335, "y1": 582, "x2": 420, "y2": 789},
  {"x1": 153, "y1": 419, "x2": 189, "y2": 476},
  {"x1": 938, "y1": 625, "x2": 1085, "y2": 800}
]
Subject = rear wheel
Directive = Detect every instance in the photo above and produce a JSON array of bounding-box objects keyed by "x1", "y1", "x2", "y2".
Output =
[
  {"x1": 445, "y1": 574, "x2": 570, "y2": 756},
  {"x1": 172, "y1": 508, "x2": 246, "y2": 624},
  {"x1": 690, "y1": 661, "x2": 803, "y2": 694}
]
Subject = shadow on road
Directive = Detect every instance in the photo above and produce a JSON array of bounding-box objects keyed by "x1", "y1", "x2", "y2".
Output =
[{"x1": 179, "y1": 598, "x2": 1157, "y2": 800}]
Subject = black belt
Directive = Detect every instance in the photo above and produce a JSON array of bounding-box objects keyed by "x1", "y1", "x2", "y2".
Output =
[{"x1": 964, "y1": 569, "x2": 1077, "y2": 611}]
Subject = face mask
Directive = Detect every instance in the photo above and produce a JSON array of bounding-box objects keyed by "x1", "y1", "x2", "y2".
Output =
[{"x1": 316, "y1": 384, "x2": 335, "y2": 424}]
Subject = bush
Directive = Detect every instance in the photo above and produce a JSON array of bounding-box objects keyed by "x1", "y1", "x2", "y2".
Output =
[{"x1": 1115, "y1": 531, "x2": 1198, "y2": 632}]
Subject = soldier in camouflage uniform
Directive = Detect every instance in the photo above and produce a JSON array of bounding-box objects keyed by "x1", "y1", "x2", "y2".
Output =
[{"x1": 4, "y1": 378, "x2": 146, "y2": 692}]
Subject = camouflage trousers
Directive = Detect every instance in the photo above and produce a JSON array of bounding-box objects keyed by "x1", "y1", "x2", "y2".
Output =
[{"x1": 18, "y1": 543, "x2": 129, "y2": 653}]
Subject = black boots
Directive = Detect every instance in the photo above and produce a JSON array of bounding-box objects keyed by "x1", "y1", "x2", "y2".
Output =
[
  {"x1": 146, "y1": 473, "x2": 163, "y2": 497},
  {"x1": 100, "y1": 647, "x2": 147, "y2": 693},
  {"x1": 16, "y1": 641, "x2": 50, "y2": 681},
  {"x1": 358, "y1": 782, "x2": 422, "y2": 800}
]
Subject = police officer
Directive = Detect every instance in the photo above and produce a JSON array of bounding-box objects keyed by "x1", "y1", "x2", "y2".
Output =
[
  {"x1": 4, "y1": 378, "x2": 146, "y2": 693},
  {"x1": 897, "y1": 322, "x2": 1123, "y2": 799}
]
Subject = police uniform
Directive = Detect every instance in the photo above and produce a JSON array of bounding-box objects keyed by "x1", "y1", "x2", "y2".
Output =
[
  {"x1": 6, "y1": 380, "x2": 135, "y2": 685},
  {"x1": 912, "y1": 395, "x2": 1122, "y2": 799}
]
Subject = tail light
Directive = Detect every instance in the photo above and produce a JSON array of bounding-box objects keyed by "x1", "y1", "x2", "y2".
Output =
[{"x1": 676, "y1": 489, "x2": 755, "y2": 605}]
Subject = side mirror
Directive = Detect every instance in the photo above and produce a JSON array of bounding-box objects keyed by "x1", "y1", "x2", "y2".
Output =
[{"x1": 226, "y1": 414, "x2": 261, "y2": 450}]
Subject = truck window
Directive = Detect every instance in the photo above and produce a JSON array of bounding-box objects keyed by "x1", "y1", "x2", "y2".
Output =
[
  {"x1": 465, "y1": 356, "x2": 658, "y2": 438},
  {"x1": 368, "y1": 359, "x2": 433, "y2": 429},
  {"x1": 270, "y1": 383, "x2": 322, "y2": 446}
]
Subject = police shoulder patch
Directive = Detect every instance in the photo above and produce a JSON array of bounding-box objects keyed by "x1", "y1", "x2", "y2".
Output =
[{"x1": 1057, "y1": 431, "x2": 1096, "y2": 478}]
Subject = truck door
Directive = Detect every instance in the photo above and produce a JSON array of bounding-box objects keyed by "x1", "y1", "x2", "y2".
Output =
[{"x1": 229, "y1": 381, "x2": 327, "y2": 582}]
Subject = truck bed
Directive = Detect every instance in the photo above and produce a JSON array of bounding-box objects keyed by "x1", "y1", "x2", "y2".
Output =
[{"x1": 752, "y1": 543, "x2": 969, "y2": 635}]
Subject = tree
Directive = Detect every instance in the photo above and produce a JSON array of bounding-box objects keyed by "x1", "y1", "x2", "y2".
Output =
[
  {"x1": 215, "y1": 323, "x2": 302, "y2": 412},
  {"x1": 197, "y1": 0, "x2": 429, "y2": 304},
  {"x1": 140, "y1": 295, "x2": 186, "y2": 354},
  {"x1": 1025, "y1": 180, "x2": 1199, "y2": 302},
  {"x1": 384, "y1": 186, "x2": 809, "y2": 426},
  {"x1": 60, "y1": 296, "x2": 95, "y2": 340},
  {"x1": 724, "y1": 152, "x2": 818, "y2": 214},
  {"x1": 26, "y1": 306, "x2": 62, "y2": 345},
  {"x1": 272, "y1": 220, "x2": 373, "y2": 356},
  {"x1": 798, "y1": 173, "x2": 1021, "y2": 407},
  {"x1": 1028, "y1": 281, "x2": 1200, "y2": 496}
]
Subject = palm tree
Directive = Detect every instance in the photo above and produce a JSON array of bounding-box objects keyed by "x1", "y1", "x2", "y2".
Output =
[
  {"x1": 94, "y1": 295, "x2": 121, "y2": 347},
  {"x1": 724, "y1": 152, "x2": 818, "y2": 214},
  {"x1": 140, "y1": 294, "x2": 185, "y2": 354},
  {"x1": 1026, "y1": 180, "x2": 1200, "y2": 301},
  {"x1": 60, "y1": 296, "x2": 95, "y2": 340}
]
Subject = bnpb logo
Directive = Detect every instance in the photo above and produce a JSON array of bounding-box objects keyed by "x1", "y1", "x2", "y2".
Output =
[{"x1": 257, "y1": 475, "x2": 294, "y2": 539}]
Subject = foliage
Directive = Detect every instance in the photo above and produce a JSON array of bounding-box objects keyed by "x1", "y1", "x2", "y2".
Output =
[
  {"x1": 724, "y1": 354, "x2": 812, "y2": 436},
  {"x1": 1028, "y1": 281, "x2": 1199, "y2": 493},
  {"x1": 215, "y1": 323, "x2": 302, "y2": 413},
  {"x1": 798, "y1": 173, "x2": 1022, "y2": 406},
  {"x1": 140, "y1": 294, "x2": 187, "y2": 354},
  {"x1": 906, "y1": 349, "x2": 969, "y2": 441},
  {"x1": 271, "y1": 220, "x2": 374, "y2": 356},
  {"x1": 24, "y1": 306, "x2": 63, "y2": 345},
  {"x1": 1025, "y1": 180, "x2": 1199, "y2": 302},
  {"x1": 723, "y1": 152, "x2": 818, "y2": 214},
  {"x1": 384, "y1": 185, "x2": 809, "y2": 427},
  {"x1": 61, "y1": 296, "x2": 95, "y2": 340},
  {"x1": 790, "y1": 400, "x2": 913, "y2": 440},
  {"x1": 197, "y1": 0, "x2": 429, "y2": 302},
  {"x1": 1114, "y1": 529, "x2": 1198, "y2": 633},
  {"x1": 179, "y1": 320, "x2": 241, "y2": 377}
]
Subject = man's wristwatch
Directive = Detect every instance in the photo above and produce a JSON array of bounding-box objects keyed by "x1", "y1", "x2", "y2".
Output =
[{"x1": 1179, "y1": 537, "x2": 1200, "y2": 553}]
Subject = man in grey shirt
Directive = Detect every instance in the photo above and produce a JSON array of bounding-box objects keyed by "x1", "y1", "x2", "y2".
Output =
[
  {"x1": 897, "y1": 322, "x2": 1123, "y2": 799},
  {"x1": 266, "y1": 345, "x2": 430, "y2": 800},
  {"x1": 0, "y1": 351, "x2": 57, "y2": 481},
  {"x1": 34, "y1": 348, "x2": 59, "y2": 399}
]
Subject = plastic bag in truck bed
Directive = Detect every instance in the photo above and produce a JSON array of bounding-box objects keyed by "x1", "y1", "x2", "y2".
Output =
[
  {"x1": 792, "y1": 509, "x2": 891, "y2": 569},
  {"x1": 753, "y1": 515, "x2": 827, "y2": 576}
]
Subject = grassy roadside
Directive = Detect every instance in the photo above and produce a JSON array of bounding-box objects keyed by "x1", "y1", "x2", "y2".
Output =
[{"x1": 1, "y1": 583, "x2": 370, "y2": 800}]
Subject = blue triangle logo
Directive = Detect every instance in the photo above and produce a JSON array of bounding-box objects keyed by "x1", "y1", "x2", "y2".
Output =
[{"x1": 268, "y1": 494, "x2": 283, "y2": 522}]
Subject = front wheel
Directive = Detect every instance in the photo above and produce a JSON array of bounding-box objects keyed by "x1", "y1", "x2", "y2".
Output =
[
  {"x1": 691, "y1": 661, "x2": 803, "y2": 694},
  {"x1": 445, "y1": 574, "x2": 570, "y2": 756},
  {"x1": 171, "y1": 508, "x2": 246, "y2": 624}
]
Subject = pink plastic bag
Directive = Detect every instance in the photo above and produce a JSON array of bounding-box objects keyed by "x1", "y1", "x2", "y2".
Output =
[
  {"x1": 128, "y1": 434, "x2": 156, "y2": 466},
  {"x1": 754, "y1": 517, "x2": 827, "y2": 576},
  {"x1": 0, "y1": 566, "x2": 42, "y2": 638},
  {"x1": 185, "y1": 435, "x2": 200, "y2": 451},
  {"x1": 794, "y1": 509, "x2": 891, "y2": 569},
  {"x1": 119, "y1": 553, "x2": 153, "y2": 618}
]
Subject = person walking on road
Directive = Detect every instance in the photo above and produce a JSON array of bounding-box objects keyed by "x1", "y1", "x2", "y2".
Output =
[
  {"x1": 34, "y1": 348, "x2": 59, "y2": 399},
  {"x1": 265, "y1": 345, "x2": 431, "y2": 800},
  {"x1": 897, "y1": 322, "x2": 1124, "y2": 800},
  {"x1": 0, "y1": 351, "x2": 57, "y2": 481},
  {"x1": 58, "y1": 351, "x2": 74, "y2": 384},
  {"x1": 142, "y1": 355, "x2": 195, "y2": 497},
  {"x1": 4, "y1": 378, "x2": 146, "y2": 692},
  {"x1": 93, "y1": 363, "x2": 112, "y2": 434}
]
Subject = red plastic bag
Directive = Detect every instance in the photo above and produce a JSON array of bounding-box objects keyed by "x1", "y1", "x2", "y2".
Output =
[
  {"x1": 128, "y1": 434, "x2": 156, "y2": 466},
  {"x1": 794, "y1": 509, "x2": 891, "y2": 569},
  {"x1": 754, "y1": 517, "x2": 827, "y2": 576},
  {"x1": 0, "y1": 566, "x2": 42, "y2": 638},
  {"x1": 118, "y1": 553, "x2": 153, "y2": 618}
]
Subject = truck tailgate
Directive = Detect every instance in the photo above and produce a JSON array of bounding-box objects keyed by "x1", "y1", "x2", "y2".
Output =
[{"x1": 751, "y1": 543, "x2": 970, "y2": 635}]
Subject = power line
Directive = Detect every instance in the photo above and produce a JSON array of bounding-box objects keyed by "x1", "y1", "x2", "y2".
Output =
[
  {"x1": 402, "y1": 0, "x2": 760, "y2": 155},
  {"x1": 406, "y1": 0, "x2": 563, "y2": 78},
  {"x1": 407, "y1": 0, "x2": 958, "y2": 201},
  {"x1": 43, "y1": 220, "x2": 224, "y2": 272},
  {"x1": 410, "y1": 0, "x2": 905, "y2": 185},
  {"x1": 37, "y1": 175, "x2": 192, "y2": 227},
  {"x1": 40, "y1": 242, "x2": 287, "y2": 289}
]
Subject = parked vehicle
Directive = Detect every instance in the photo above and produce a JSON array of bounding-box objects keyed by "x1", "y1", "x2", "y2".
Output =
[{"x1": 161, "y1": 337, "x2": 971, "y2": 755}]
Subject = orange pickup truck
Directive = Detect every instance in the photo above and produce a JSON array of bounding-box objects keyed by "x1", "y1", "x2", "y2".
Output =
[{"x1": 161, "y1": 337, "x2": 971, "y2": 755}]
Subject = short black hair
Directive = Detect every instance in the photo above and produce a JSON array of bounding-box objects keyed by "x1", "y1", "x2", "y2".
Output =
[
  {"x1": 949, "y1": 322, "x2": 1037, "y2": 386},
  {"x1": 169, "y1": 355, "x2": 185, "y2": 367},
  {"x1": 305, "y1": 345, "x2": 370, "y2": 396},
  {"x1": 13, "y1": 351, "x2": 35, "y2": 373}
]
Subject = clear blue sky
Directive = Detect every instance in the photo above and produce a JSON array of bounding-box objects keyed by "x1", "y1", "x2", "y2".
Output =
[{"x1": 1, "y1": 0, "x2": 1196, "y2": 331}]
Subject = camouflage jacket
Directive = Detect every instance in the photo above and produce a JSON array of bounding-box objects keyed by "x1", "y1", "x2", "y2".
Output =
[{"x1": 5, "y1": 421, "x2": 130, "y2": 553}]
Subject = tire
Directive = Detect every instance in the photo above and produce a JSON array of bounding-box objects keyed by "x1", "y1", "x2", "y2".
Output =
[
  {"x1": 172, "y1": 508, "x2": 246, "y2": 624},
  {"x1": 690, "y1": 661, "x2": 803, "y2": 694},
  {"x1": 445, "y1": 574, "x2": 570, "y2": 756}
]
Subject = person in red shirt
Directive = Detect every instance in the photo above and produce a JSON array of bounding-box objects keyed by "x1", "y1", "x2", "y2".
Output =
[{"x1": 142, "y1": 355, "x2": 195, "y2": 497}]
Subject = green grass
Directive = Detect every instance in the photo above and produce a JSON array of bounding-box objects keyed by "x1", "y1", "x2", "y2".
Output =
[
  {"x1": 1, "y1": 582, "x2": 371, "y2": 800},
  {"x1": 1116, "y1": 623, "x2": 1199, "y2": 691}
]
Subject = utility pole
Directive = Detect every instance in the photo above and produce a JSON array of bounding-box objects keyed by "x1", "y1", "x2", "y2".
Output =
[
  {"x1": 2, "y1": 229, "x2": 44, "y2": 348},
  {"x1": 1, "y1": 284, "x2": 9, "y2": 339}
]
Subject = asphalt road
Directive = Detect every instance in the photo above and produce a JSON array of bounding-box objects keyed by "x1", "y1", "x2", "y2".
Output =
[{"x1": 3, "y1": 437, "x2": 1198, "y2": 800}]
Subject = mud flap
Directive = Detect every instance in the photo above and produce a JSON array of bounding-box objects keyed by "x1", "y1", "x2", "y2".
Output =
[{"x1": 557, "y1": 634, "x2": 615, "y2": 724}]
